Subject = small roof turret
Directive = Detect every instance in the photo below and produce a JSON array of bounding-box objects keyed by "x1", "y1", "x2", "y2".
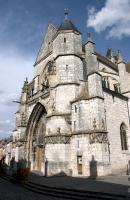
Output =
[
  {"x1": 86, "y1": 32, "x2": 94, "y2": 43},
  {"x1": 58, "y1": 9, "x2": 81, "y2": 33},
  {"x1": 106, "y1": 48, "x2": 114, "y2": 59},
  {"x1": 22, "y1": 77, "x2": 28, "y2": 93},
  {"x1": 85, "y1": 32, "x2": 95, "y2": 54},
  {"x1": 106, "y1": 48, "x2": 115, "y2": 63},
  {"x1": 117, "y1": 50, "x2": 123, "y2": 64}
]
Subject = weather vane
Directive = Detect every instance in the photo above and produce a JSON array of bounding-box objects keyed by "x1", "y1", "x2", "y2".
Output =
[{"x1": 64, "y1": 8, "x2": 68, "y2": 20}]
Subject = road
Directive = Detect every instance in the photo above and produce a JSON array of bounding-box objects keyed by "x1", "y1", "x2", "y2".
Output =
[{"x1": 0, "y1": 177, "x2": 65, "y2": 200}]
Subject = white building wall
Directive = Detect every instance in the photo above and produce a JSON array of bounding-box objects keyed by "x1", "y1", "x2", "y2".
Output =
[
  {"x1": 72, "y1": 98, "x2": 106, "y2": 132},
  {"x1": 55, "y1": 55, "x2": 83, "y2": 83},
  {"x1": 55, "y1": 85, "x2": 78, "y2": 113},
  {"x1": 104, "y1": 91, "x2": 130, "y2": 173},
  {"x1": 53, "y1": 32, "x2": 82, "y2": 57},
  {"x1": 46, "y1": 116, "x2": 70, "y2": 135}
]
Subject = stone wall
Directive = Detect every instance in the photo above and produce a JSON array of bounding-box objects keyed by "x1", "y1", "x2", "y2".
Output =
[
  {"x1": 88, "y1": 73, "x2": 103, "y2": 98},
  {"x1": 55, "y1": 84, "x2": 78, "y2": 113},
  {"x1": 99, "y1": 62, "x2": 120, "y2": 92},
  {"x1": 72, "y1": 98, "x2": 106, "y2": 132},
  {"x1": 45, "y1": 143, "x2": 70, "y2": 175},
  {"x1": 55, "y1": 55, "x2": 83, "y2": 83},
  {"x1": 46, "y1": 115, "x2": 70, "y2": 135},
  {"x1": 118, "y1": 62, "x2": 130, "y2": 94},
  {"x1": 104, "y1": 91, "x2": 130, "y2": 173},
  {"x1": 34, "y1": 54, "x2": 53, "y2": 77},
  {"x1": 53, "y1": 32, "x2": 82, "y2": 57},
  {"x1": 70, "y1": 133, "x2": 110, "y2": 177},
  {"x1": 99, "y1": 62, "x2": 118, "y2": 74},
  {"x1": 35, "y1": 23, "x2": 57, "y2": 64}
]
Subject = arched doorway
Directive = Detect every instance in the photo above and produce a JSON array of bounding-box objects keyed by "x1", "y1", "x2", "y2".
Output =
[{"x1": 26, "y1": 103, "x2": 47, "y2": 171}]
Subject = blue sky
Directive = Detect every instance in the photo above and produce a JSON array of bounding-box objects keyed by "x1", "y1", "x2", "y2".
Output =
[{"x1": 0, "y1": 0, "x2": 130, "y2": 138}]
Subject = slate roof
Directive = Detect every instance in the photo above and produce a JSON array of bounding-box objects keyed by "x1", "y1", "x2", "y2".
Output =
[
  {"x1": 95, "y1": 52, "x2": 118, "y2": 72},
  {"x1": 58, "y1": 19, "x2": 81, "y2": 33},
  {"x1": 96, "y1": 53, "x2": 130, "y2": 74}
]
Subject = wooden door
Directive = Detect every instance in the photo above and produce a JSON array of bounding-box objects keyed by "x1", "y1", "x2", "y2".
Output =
[{"x1": 35, "y1": 147, "x2": 43, "y2": 171}]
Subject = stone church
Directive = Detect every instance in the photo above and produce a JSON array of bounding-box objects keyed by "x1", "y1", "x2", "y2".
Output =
[{"x1": 9, "y1": 11, "x2": 130, "y2": 177}]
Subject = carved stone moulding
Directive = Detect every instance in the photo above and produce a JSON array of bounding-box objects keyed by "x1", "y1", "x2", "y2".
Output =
[
  {"x1": 45, "y1": 135, "x2": 71, "y2": 144},
  {"x1": 89, "y1": 132, "x2": 108, "y2": 144}
]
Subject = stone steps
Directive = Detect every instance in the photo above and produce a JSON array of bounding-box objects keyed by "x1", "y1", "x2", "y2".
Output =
[
  {"x1": 0, "y1": 174, "x2": 11, "y2": 181},
  {"x1": 1, "y1": 174, "x2": 128, "y2": 200},
  {"x1": 24, "y1": 181, "x2": 127, "y2": 200},
  {"x1": 0, "y1": 174, "x2": 22, "y2": 185}
]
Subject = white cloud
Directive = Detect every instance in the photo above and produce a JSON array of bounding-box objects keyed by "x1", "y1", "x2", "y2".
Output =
[
  {"x1": 0, "y1": 120, "x2": 11, "y2": 125},
  {"x1": 0, "y1": 119, "x2": 14, "y2": 138},
  {"x1": 87, "y1": 0, "x2": 130, "y2": 39},
  {"x1": 0, "y1": 45, "x2": 33, "y2": 93},
  {"x1": 0, "y1": 2, "x2": 47, "y2": 139},
  {"x1": 0, "y1": 93, "x2": 18, "y2": 106},
  {"x1": 0, "y1": 130, "x2": 11, "y2": 138},
  {"x1": 0, "y1": 90, "x2": 4, "y2": 94},
  {"x1": 0, "y1": 45, "x2": 34, "y2": 139}
]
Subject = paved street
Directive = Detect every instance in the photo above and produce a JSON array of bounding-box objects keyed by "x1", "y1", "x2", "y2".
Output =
[{"x1": 0, "y1": 177, "x2": 66, "y2": 200}]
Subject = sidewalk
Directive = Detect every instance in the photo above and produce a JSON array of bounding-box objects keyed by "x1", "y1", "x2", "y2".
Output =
[{"x1": 28, "y1": 173, "x2": 130, "y2": 196}]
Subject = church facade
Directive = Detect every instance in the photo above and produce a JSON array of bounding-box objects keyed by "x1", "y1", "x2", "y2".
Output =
[{"x1": 8, "y1": 13, "x2": 130, "y2": 177}]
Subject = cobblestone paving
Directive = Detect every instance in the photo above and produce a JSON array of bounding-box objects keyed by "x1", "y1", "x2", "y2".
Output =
[{"x1": 0, "y1": 177, "x2": 66, "y2": 200}]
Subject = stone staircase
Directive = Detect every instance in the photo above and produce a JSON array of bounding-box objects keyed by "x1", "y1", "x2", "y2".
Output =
[
  {"x1": 1, "y1": 174, "x2": 129, "y2": 200},
  {"x1": 24, "y1": 180, "x2": 128, "y2": 200}
]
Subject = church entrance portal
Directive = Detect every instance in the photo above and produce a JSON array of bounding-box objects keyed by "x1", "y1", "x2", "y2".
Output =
[{"x1": 26, "y1": 103, "x2": 47, "y2": 172}]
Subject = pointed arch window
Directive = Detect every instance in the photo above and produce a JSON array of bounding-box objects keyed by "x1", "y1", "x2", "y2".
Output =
[{"x1": 120, "y1": 123, "x2": 128, "y2": 150}]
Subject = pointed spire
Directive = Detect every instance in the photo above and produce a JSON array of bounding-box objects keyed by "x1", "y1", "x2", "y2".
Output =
[
  {"x1": 85, "y1": 32, "x2": 95, "y2": 54},
  {"x1": 117, "y1": 50, "x2": 123, "y2": 64},
  {"x1": 106, "y1": 48, "x2": 113, "y2": 59},
  {"x1": 87, "y1": 32, "x2": 93, "y2": 43},
  {"x1": 58, "y1": 9, "x2": 80, "y2": 33},
  {"x1": 64, "y1": 8, "x2": 68, "y2": 20},
  {"x1": 106, "y1": 48, "x2": 115, "y2": 63},
  {"x1": 25, "y1": 77, "x2": 28, "y2": 84},
  {"x1": 22, "y1": 78, "x2": 28, "y2": 93}
]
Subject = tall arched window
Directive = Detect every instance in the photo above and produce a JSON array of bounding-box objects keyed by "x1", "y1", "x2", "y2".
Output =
[{"x1": 120, "y1": 123, "x2": 128, "y2": 150}]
